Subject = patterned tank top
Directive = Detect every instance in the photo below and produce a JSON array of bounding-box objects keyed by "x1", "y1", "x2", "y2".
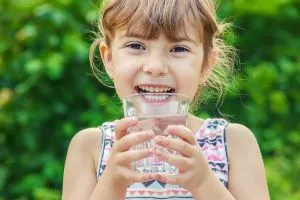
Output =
[{"x1": 97, "y1": 118, "x2": 229, "y2": 199}]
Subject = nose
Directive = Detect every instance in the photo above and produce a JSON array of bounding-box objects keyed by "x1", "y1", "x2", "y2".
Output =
[{"x1": 143, "y1": 54, "x2": 168, "y2": 76}]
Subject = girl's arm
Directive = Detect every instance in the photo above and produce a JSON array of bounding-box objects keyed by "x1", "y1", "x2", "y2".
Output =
[
  {"x1": 62, "y1": 128, "x2": 127, "y2": 200},
  {"x1": 226, "y1": 123, "x2": 270, "y2": 199},
  {"x1": 193, "y1": 123, "x2": 270, "y2": 200},
  {"x1": 151, "y1": 123, "x2": 270, "y2": 200},
  {"x1": 62, "y1": 128, "x2": 103, "y2": 200},
  {"x1": 62, "y1": 118, "x2": 155, "y2": 200}
]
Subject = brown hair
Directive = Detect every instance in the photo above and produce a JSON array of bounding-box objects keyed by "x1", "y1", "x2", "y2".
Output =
[{"x1": 90, "y1": 0, "x2": 236, "y2": 111}]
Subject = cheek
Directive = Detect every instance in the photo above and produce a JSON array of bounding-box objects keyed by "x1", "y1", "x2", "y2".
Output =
[
  {"x1": 111, "y1": 59, "x2": 138, "y2": 98},
  {"x1": 174, "y1": 62, "x2": 201, "y2": 99},
  {"x1": 179, "y1": 74, "x2": 200, "y2": 98}
]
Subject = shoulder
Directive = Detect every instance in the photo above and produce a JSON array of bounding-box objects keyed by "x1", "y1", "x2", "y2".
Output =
[
  {"x1": 223, "y1": 124, "x2": 270, "y2": 198},
  {"x1": 63, "y1": 128, "x2": 102, "y2": 199},
  {"x1": 68, "y1": 127, "x2": 102, "y2": 153},
  {"x1": 226, "y1": 124, "x2": 268, "y2": 192},
  {"x1": 225, "y1": 123, "x2": 262, "y2": 161},
  {"x1": 225, "y1": 123, "x2": 269, "y2": 197},
  {"x1": 66, "y1": 127, "x2": 102, "y2": 169},
  {"x1": 225, "y1": 123, "x2": 259, "y2": 152}
]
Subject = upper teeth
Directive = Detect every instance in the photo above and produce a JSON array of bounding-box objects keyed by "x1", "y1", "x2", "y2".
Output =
[{"x1": 138, "y1": 86, "x2": 172, "y2": 93}]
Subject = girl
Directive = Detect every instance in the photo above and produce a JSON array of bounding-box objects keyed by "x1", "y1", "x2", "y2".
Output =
[{"x1": 62, "y1": 0, "x2": 270, "y2": 199}]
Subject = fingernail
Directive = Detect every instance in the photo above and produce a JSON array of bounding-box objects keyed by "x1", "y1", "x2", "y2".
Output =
[
  {"x1": 149, "y1": 148, "x2": 154, "y2": 154},
  {"x1": 149, "y1": 174, "x2": 155, "y2": 180},
  {"x1": 130, "y1": 117, "x2": 137, "y2": 124},
  {"x1": 168, "y1": 125, "x2": 175, "y2": 131},
  {"x1": 131, "y1": 116, "x2": 137, "y2": 121},
  {"x1": 149, "y1": 174, "x2": 154, "y2": 180},
  {"x1": 155, "y1": 148, "x2": 162, "y2": 156},
  {"x1": 154, "y1": 136, "x2": 163, "y2": 143},
  {"x1": 152, "y1": 174, "x2": 160, "y2": 180},
  {"x1": 147, "y1": 130, "x2": 154, "y2": 137}
]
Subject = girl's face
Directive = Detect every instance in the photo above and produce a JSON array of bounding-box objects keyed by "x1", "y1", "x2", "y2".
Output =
[{"x1": 100, "y1": 25, "x2": 209, "y2": 101}]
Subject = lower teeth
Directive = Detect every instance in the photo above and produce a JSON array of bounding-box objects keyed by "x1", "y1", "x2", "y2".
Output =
[{"x1": 144, "y1": 95, "x2": 169, "y2": 100}]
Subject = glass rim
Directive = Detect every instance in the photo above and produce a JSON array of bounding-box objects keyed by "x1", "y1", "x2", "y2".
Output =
[{"x1": 123, "y1": 93, "x2": 190, "y2": 101}]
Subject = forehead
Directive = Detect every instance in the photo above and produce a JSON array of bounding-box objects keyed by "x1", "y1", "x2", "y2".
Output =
[
  {"x1": 115, "y1": 15, "x2": 203, "y2": 44},
  {"x1": 103, "y1": 0, "x2": 205, "y2": 43}
]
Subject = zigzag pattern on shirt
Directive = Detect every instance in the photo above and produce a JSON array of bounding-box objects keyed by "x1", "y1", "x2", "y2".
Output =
[
  {"x1": 98, "y1": 122, "x2": 115, "y2": 176},
  {"x1": 198, "y1": 128, "x2": 223, "y2": 138},
  {"x1": 198, "y1": 134, "x2": 223, "y2": 142},
  {"x1": 219, "y1": 178, "x2": 228, "y2": 187},
  {"x1": 211, "y1": 167, "x2": 228, "y2": 175},
  {"x1": 195, "y1": 118, "x2": 229, "y2": 187},
  {"x1": 126, "y1": 189, "x2": 192, "y2": 198},
  {"x1": 206, "y1": 119, "x2": 227, "y2": 130},
  {"x1": 197, "y1": 136, "x2": 223, "y2": 147},
  {"x1": 208, "y1": 161, "x2": 227, "y2": 169},
  {"x1": 142, "y1": 180, "x2": 166, "y2": 188},
  {"x1": 207, "y1": 154, "x2": 226, "y2": 162},
  {"x1": 201, "y1": 145, "x2": 225, "y2": 151}
]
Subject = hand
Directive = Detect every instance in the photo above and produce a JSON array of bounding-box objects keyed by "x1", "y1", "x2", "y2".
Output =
[
  {"x1": 151, "y1": 125, "x2": 214, "y2": 194},
  {"x1": 101, "y1": 117, "x2": 155, "y2": 189}
]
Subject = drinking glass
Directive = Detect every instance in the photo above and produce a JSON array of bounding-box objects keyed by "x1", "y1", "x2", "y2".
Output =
[{"x1": 123, "y1": 93, "x2": 189, "y2": 175}]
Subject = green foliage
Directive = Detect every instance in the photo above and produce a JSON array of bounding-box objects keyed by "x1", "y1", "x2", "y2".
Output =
[
  {"x1": 1, "y1": 0, "x2": 300, "y2": 199},
  {"x1": 0, "y1": 0, "x2": 120, "y2": 199},
  {"x1": 218, "y1": 1, "x2": 300, "y2": 199}
]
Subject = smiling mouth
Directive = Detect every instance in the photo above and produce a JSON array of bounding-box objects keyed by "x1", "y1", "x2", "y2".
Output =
[{"x1": 134, "y1": 85, "x2": 176, "y2": 93}]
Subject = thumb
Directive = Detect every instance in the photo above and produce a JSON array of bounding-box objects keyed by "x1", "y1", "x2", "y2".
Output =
[{"x1": 114, "y1": 117, "x2": 138, "y2": 140}]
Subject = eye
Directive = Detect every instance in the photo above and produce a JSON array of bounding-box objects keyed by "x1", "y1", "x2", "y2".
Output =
[
  {"x1": 125, "y1": 42, "x2": 145, "y2": 50},
  {"x1": 170, "y1": 46, "x2": 190, "y2": 53}
]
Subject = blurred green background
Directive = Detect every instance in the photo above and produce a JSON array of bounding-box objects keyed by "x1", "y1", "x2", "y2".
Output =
[{"x1": 1, "y1": 0, "x2": 300, "y2": 199}]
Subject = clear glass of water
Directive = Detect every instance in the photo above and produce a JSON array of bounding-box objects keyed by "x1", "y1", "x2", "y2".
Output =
[{"x1": 123, "y1": 93, "x2": 190, "y2": 175}]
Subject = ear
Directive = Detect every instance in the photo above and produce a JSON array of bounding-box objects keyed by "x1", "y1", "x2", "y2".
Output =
[
  {"x1": 200, "y1": 48, "x2": 219, "y2": 84},
  {"x1": 99, "y1": 41, "x2": 114, "y2": 80}
]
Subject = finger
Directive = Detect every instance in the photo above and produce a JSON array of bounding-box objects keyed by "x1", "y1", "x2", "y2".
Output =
[
  {"x1": 166, "y1": 125, "x2": 196, "y2": 145},
  {"x1": 118, "y1": 149, "x2": 153, "y2": 164},
  {"x1": 155, "y1": 148, "x2": 192, "y2": 171},
  {"x1": 115, "y1": 117, "x2": 138, "y2": 140},
  {"x1": 151, "y1": 173, "x2": 181, "y2": 185},
  {"x1": 132, "y1": 172, "x2": 155, "y2": 183},
  {"x1": 116, "y1": 130, "x2": 155, "y2": 152},
  {"x1": 154, "y1": 135, "x2": 196, "y2": 157},
  {"x1": 121, "y1": 168, "x2": 154, "y2": 184}
]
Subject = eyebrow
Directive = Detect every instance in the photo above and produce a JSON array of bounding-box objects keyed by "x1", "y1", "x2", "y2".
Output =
[
  {"x1": 118, "y1": 32, "x2": 148, "y2": 40},
  {"x1": 118, "y1": 32, "x2": 199, "y2": 45},
  {"x1": 171, "y1": 36, "x2": 199, "y2": 45}
]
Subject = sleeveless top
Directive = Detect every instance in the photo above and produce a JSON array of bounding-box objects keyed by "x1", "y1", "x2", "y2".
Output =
[{"x1": 97, "y1": 118, "x2": 229, "y2": 199}]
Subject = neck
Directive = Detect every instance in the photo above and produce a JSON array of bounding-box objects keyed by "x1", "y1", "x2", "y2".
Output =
[{"x1": 187, "y1": 113, "x2": 205, "y2": 134}]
